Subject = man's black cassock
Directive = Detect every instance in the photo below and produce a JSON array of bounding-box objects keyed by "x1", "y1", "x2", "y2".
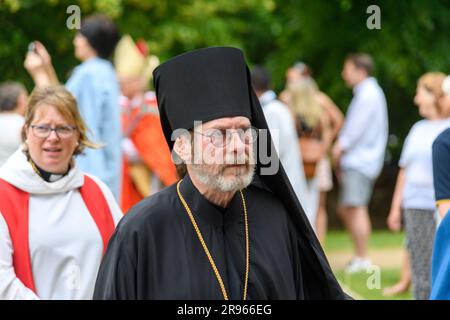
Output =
[{"x1": 93, "y1": 47, "x2": 348, "y2": 300}]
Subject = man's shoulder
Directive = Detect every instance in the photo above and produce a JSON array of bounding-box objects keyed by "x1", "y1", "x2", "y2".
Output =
[
  {"x1": 0, "y1": 114, "x2": 24, "y2": 129},
  {"x1": 408, "y1": 119, "x2": 428, "y2": 132},
  {"x1": 72, "y1": 59, "x2": 117, "y2": 85},
  {"x1": 264, "y1": 98, "x2": 289, "y2": 112},
  {"x1": 438, "y1": 126, "x2": 450, "y2": 138},
  {"x1": 263, "y1": 99, "x2": 294, "y2": 126},
  {"x1": 434, "y1": 127, "x2": 450, "y2": 152},
  {"x1": 358, "y1": 78, "x2": 386, "y2": 101},
  {"x1": 244, "y1": 177, "x2": 292, "y2": 225},
  {"x1": 246, "y1": 176, "x2": 283, "y2": 204},
  {"x1": 115, "y1": 183, "x2": 180, "y2": 233}
]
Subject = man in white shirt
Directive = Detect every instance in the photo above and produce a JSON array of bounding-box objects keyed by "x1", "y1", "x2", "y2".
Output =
[
  {"x1": 332, "y1": 54, "x2": 388, "y2": 272},
  {"x1": 251, "y1": 66, "x2": 311, "y2": 224}
]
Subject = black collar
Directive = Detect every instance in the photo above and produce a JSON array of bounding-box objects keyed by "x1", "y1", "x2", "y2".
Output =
[
  {"x1": 179, "y1": 174, "x2": 244, "y2": 228},
  {"x1": 28, "y1": 157, "x2": 70, "y2": 183}
]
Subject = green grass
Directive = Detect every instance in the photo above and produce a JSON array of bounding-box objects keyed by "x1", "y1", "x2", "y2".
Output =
[
  {"x1": 324, "y1": 230, "x2": 412, "y2": 300},
  {"x1": 336, "y1": 268, "x2": 412, "y2": 300},
  {"x1": 324, "y1": 230, "x2": 405, "y2": 252}
]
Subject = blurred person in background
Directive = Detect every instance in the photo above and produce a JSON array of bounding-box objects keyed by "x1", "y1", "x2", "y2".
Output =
[
  {"x1": 24, "y1": 14, "x2": 122, "y2": 200},
  {"x1": 284, "y1": 62, "x2": 343, "y2": 242},
  {"x1": 430, "y1": 74, "x2": 450, "y2": 299},
  {"x1": 332, "y1": 53, "x2": 388, "y2": 273},
  {"x1": 386, "y1": 74, "x2": 450, "y2": 298},
  {"x1": 114, "y1": 35, "x2": 177, "y2": 212},
  {"x1": 433, "y1": 75, "x2": 450, "y2": 218},
  {"x1": 251, "y1": 66, "x2": 310, "y2": 219},
  {"x1": 0, "y1": 86, "x2": 122, "y2": 299},
  {"x1": 387, "y1": 72, "x2": 449, "y2": 299},
  {"x1": 0, "y1": 82, "x2": 28, "y2": 166},
  {"x1": 382, "y1": 250, "x2": 411, "y2": 297},
  {"x1": 279, "y1": 62, "x2": 313, "y2": 105}
]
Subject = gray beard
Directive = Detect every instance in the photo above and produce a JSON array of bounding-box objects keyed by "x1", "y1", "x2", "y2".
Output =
[{"x1": 190, "y1": 164, "x2": 256, "y2": 193}]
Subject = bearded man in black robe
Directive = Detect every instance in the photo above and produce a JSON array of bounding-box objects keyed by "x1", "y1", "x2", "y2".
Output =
[{"x1": 93, "y1": 47, "x2": 348, "y2": 300}]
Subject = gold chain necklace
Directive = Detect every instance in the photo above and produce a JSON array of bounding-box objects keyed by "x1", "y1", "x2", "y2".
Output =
[{"x1": 176, "y1": 179, "x2": 249, "y2": 300}]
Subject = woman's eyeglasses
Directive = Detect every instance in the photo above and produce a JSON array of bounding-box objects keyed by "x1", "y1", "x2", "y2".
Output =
[{"x1": 30, "y1": 124, "x2": 77, "y2": 139}]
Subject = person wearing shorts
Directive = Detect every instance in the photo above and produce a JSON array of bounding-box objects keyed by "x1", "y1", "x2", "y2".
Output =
[
  {"x1": 332, "y1": 53, "x2": 388, "y2": 273},
  {"x1": 339, "y1": 168, "x2": 375, "y2": 207}
]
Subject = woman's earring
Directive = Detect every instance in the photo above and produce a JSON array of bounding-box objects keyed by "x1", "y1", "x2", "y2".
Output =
[{"x1": 22, "y1": 139, "x2": 29, "y2": 152}]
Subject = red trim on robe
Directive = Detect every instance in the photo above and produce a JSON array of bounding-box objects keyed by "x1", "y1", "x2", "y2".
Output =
[
  {"x1": 0, "y1": 179, "x2": 35, "y2": 292},
  {"x1": 79, "y1": 176, "x2": 115, "y2": 255},
  {"x1": 0, "y1": 176, "x2": 114, "y2": 294}
]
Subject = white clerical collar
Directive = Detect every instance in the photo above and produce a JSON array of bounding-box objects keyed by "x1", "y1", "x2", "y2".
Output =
[{"x1": 48, "y1": 173, "x2": 66, "y2": 182}]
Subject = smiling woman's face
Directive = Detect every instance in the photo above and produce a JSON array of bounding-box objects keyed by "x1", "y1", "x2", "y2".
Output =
[{"x1": 26, "y1": 104, "x2": 79, "y2": 174}]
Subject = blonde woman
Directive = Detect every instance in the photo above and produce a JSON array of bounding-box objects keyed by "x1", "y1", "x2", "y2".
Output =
[
  {"x1": 387, "y1": 72, "x2": 449, "y2": 299},
  {"x1": 287, "y1": 77, "x2": 343, "y2": 241}
]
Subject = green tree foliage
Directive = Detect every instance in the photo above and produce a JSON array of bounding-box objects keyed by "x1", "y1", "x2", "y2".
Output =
[
  {"x1": 271, "y1": 0, "x2": 450, "y2": 159},
  {"x1": 1, "y1": 0, "x2": 449, "y2": 158},
  {"x1": 0, "y1": 0, "x2": 277, "y2": 86}
]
